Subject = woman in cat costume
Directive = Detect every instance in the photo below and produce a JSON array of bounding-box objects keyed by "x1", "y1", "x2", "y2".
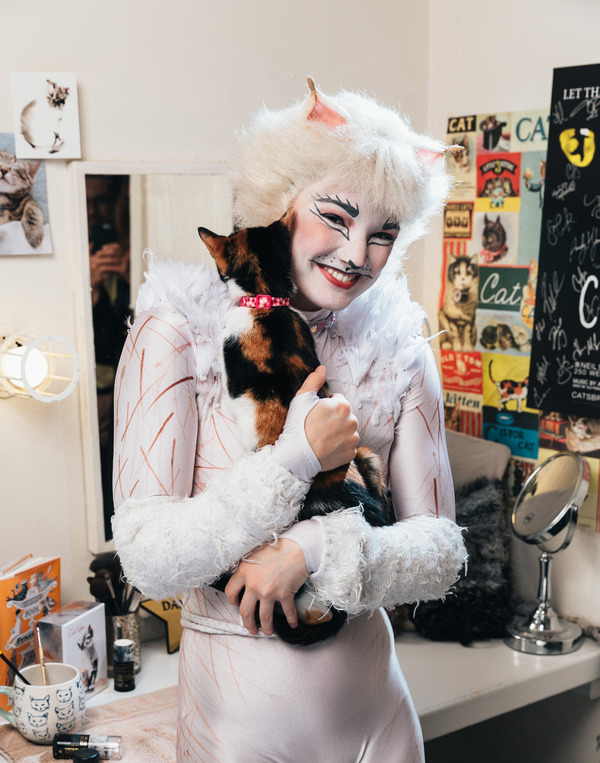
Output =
[{"x1": 112, "y1": 79, "x2": 467, "y2": 762}]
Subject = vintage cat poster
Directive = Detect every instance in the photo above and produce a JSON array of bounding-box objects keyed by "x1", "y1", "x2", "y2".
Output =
[
  {"x1": 0, "y1": 133, "x2": 53, "y2": 255},
  {"x1": 10, "y1": 72, "x2": 81, "y2": 160},
  {"x1": 441, "y1": 103, "x2": 600, "y2": 530}
]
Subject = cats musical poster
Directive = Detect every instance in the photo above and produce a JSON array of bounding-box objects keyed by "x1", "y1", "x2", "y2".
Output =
[
  {"x1": 0, "y1": 133, "x2": 53, "y2": 255},
  {"x1": 10, "y1": 72, "x2": 81, "y2": 160}
]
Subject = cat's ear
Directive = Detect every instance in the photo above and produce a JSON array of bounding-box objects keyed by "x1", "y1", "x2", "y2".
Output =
[
  {"x1": 303, "y1": 77, "x2": 346, "y2": 128},
  {"x1": 198, "y1": 227, "x2": 228, "y2": 272},
  {"x1": 25, "y1": 160, "x2": 41, "y2": 181},
  {"x1": 279, "y1": 208, "x2": 293, "y2": 230}
]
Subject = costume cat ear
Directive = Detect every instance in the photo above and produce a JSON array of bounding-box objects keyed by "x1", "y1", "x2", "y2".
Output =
[
  {"x1": 416, "y1": 144, "x2": 465, "y2": 169},
  {"x1": 303, "y1": 76, "x2": 347, "y2": 127}
]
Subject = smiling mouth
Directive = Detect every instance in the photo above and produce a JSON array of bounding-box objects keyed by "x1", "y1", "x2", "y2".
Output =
[{"x1": 319, "y1": 264, "x2": 361, "y2": 289}]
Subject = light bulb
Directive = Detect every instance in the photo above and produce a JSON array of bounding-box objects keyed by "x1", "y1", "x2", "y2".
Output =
[{"x1": 0, "y1": 344, "x2": 49, "y2": 390}]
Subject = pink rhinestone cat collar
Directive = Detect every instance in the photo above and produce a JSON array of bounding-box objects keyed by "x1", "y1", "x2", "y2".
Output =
[{"x1": 240, "y1": 295, "x2": 290, "y2": 309}]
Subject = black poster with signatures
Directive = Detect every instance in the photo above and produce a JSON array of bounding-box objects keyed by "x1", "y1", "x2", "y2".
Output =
[{"x1": 528, "y1": 63, "x2": 600, "y2": 417}]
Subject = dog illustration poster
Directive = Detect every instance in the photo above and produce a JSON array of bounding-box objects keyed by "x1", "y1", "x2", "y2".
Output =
[{"x1": 10, "y1": 72, "x2": 81, "y2": 160}]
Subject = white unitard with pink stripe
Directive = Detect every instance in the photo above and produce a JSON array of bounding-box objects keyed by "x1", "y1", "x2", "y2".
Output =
[{"x1": 112, "y1": 260, "x2": 466, "y2": 762}]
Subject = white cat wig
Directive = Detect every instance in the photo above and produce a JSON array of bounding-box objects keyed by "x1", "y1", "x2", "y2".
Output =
[{"x1": 233, "y1": 78, "x2": 451, "y2": 269}]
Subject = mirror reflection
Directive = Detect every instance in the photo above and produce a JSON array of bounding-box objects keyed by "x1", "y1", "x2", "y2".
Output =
[
  {"x1": 85, "y1": 174, "x2": 132, "y2": 541},
  {"x1": 74, "y1": 164, "x2": 232, "y2": 550}
]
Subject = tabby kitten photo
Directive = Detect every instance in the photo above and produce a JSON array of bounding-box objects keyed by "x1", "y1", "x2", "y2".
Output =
[
  {"x1": 0, "y1": 150, "x2": 45, "y2": 248},
  {"x1": 438, "y1": 253, "x2": 479, "y2": 352},
  {"x1": 199, "y1": 218, "x2": 392, "y2": 646}
]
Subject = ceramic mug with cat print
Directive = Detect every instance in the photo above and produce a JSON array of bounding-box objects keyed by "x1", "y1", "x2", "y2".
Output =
[{"x1": 0, "y1": 662, "x2": 86, "y2": 744}]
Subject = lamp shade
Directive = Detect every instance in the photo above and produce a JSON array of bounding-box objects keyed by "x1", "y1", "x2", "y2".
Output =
[{"x1": 0, "y1": 334, "x2": 80, "y2": 403}]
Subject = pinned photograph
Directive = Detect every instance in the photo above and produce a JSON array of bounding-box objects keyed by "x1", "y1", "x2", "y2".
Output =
[
  {"x1": 10, "y1": 72, "x2": 81, "y2": 159},
  {"x1": 0, "y1": 133, "x2": 52, "y2": 255}
]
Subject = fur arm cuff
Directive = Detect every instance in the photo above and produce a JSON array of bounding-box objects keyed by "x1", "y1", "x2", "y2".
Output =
[
  {"x1": 112, "y1": 447, "x2": 309, "y2": 599},
  {"x1": 309, "y1": 511, "x2": 467, "y2": 615}
]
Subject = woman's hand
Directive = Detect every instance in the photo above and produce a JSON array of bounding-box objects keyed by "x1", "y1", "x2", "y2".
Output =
[
  {"x1": 297, "y1": 366, "x2": 359, "y2": 471},
  {"x1": 225, "y1": 538, "x2": 309, "y2": 636}
]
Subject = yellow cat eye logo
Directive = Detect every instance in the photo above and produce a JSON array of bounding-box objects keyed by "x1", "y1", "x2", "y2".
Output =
[{"x1": 559, "y1": 127, "x2": 596, "y2": 167}]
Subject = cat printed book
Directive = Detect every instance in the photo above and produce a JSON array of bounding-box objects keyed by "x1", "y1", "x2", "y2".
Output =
[
  {"x1": 0, "y1": 555, "x2": 60, "y2": 711},
  {"x1": 37, "y1": 601, "x2": 108, "y2": 698}
]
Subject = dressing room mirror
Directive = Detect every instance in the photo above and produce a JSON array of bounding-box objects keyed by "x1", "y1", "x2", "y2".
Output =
[
  {"x1": 505, "y1": 451, "x2": 590, "y2": 654},
  {"x1": 70, "y1": 162, "x2": 232, "y2": 553}
]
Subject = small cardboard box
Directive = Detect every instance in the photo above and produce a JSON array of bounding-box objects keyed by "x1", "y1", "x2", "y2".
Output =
[{"x1": 38, "y1": 600, "x2": 107, "y2": 698}]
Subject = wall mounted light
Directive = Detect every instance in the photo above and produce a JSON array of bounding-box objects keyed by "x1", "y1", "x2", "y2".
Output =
[{"x1": 0, "y1": 334, "x2": 80, "y2": 403}]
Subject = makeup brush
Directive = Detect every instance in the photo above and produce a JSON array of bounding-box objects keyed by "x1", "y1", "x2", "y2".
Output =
[
  {"x1": 0, "y1": 649, "x2": 30, "y2": 685},
  {"x1": 99, "y1": 570, "x2": 121, "y2": 614},
  {"x1": 36, "y1": 626, "x2": 48, "y2": 686},
  {"x1": 87, "y1": 575, "x2": 118, "y2": 615}
]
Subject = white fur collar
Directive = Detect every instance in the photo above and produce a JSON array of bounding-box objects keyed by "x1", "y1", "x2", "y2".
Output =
[{"x1": 135, "y1": 254, "x2": 426, "y2": 416}]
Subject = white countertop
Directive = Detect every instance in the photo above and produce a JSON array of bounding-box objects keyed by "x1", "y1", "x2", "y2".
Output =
[
  {"x1": 395, "y1": 631, "x2": 600, "y2": 741},
  {"x1": 10, "y1": 633, "x2": 600, "y2": 744},
  {"x1": 87, "y1": 637, "x2": 179, "y2": 708}
]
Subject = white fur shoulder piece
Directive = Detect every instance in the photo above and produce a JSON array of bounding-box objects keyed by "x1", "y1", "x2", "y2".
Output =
[
  {"x1": 135, "y1": 252, "x2": 232, "y2": 383},
  {"x1": 332, "y1": 272, "x2": 428, "y2": 420}
]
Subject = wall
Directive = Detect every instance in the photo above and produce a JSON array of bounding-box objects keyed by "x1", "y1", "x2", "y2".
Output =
[
  {"x1": 425, "y1": 2, "x2": 600, "y2": 760},
  {"x1": 0, "y1": 0, "x2": 429, "y2": 601},
  {"x1": 425, "y1": 0, "x2": 600, "y2": 613}
]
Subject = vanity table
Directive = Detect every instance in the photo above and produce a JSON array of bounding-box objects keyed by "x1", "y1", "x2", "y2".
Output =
[{"x1": 91, "y1": 631, "x2": 600, "y2": 742}]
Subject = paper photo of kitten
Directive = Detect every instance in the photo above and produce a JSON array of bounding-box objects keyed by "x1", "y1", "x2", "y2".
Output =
[
  {"x1": 0, "y1": 133, "x2": 52, "y2": 255},
  {"x1": 10, "y1": 72, "x2": 81, "y2": 160}
]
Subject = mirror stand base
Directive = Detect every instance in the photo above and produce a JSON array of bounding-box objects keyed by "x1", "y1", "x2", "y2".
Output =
[{"x1": 504, "y1": 611, "x2": 583, "y2": 655}]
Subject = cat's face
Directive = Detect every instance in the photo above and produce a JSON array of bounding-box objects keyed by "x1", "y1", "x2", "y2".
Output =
[
  {"x1": 483, "y1": 215, "x2": 506, "y2": 251},
  {"x1": 199, "y1": 220, "x2": 295, "y2": 301},
  {"x1": 448, "y1": 255, "x2": 478, "y2": 290},
  {"x1": 46, "y1": 79, "x2": 69, "y2": 107},
  {"x1": 0, "y1": 151, "x2": 35, "y2": 195},
  {"x1": 288, "y1": 178, "x2": 400, "y2": 312}
]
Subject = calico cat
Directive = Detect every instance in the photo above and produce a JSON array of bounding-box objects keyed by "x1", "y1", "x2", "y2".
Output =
[
  {"x1": 20, "y1": 79, "x2": 70, "y2": 154},
  {"x1": 488, "y1": 361, "x2": 528, "y2": 412},
  {"x1": 480, "y1": 214, "x2": 508, "y2": 263},
  {"x1": 0, "y1": 150, "x2": 45, "y2": 248},
  {"x1": 198, "y1": 217, "x2": 392, "y2": 646},
  {"x1": 438, "y1": 253, "x2": 478, "y2": 352}
]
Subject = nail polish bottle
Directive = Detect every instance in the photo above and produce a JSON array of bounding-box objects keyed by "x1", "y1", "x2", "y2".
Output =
[{"x1": 112, "y1": 638, "x2": 135, "y2": 692}]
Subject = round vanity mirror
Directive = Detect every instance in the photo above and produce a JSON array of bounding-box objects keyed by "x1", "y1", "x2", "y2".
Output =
[{"x1": 505, "y1": 451, "x2": 590, "y2": 655}]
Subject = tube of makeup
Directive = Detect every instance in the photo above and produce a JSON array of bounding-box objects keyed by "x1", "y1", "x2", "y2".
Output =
[{"x1": 52, "y1": 733, "x2": 123, "y2": 760}]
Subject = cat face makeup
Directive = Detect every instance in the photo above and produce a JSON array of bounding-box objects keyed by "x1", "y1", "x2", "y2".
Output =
[{"x1": 288, "y1": 179, "x2": 400, "y2": 312}]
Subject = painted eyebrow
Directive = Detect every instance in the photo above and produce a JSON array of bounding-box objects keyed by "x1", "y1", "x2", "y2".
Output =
[
  {"x1": 315, "y1": 195, "x2": 360, "y2": 218},
  {"x1": 382, "y1": 219, "x2": 400, "y2": 231}
]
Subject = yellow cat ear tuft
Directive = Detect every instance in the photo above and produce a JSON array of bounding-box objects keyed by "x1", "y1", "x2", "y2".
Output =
[{"x1": 303, "y1": 76, "x2": 346, "y2": 128}]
